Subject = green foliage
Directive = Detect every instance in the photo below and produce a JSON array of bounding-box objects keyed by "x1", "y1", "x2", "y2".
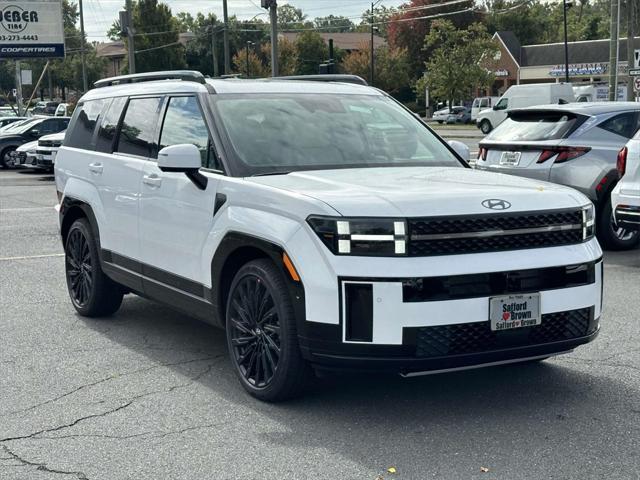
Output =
[
  {"x1": 294, "y1": 31, "x2": 328, "y2": 75},
  {"x1": 354, "y1": 6, "x2": 397, "y2": 38},
  {"x1": 278, "y1": 5, "x2": 309, "y2": 29},
  {"x1": 341, "y1": 44, "x2": 411, "y2": 94},
  {"x1": 313, "y1": 15, "x2": 355, "y2": 33},
  {"x1": 423, "y1": 20, "x2": 498, "y2": 107}
]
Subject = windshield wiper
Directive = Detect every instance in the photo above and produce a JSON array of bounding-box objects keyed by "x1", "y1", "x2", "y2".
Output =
[{"x1": 251, "y1": 171, "x2": 292, "y2": 177}]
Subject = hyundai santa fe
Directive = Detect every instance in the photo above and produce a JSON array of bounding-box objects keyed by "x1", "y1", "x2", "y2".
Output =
[{"x1": 55, "y1": 71, "x2": 603, "y2": 401}]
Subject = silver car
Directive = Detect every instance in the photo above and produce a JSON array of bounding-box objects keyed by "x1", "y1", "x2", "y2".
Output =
[{"x1": 476, "y1": 102, "x2": 640, "y2": 250}]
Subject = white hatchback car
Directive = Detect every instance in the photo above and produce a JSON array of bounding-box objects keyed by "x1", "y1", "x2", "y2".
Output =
[
  {"x1": 612, "y1": 130, "x2": 640, "y2": 230},
  {"x1": 55, "y1": 71, "x2": 603, "y2": 401}
]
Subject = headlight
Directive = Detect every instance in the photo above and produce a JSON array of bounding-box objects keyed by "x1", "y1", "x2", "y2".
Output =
[
  {"x1": 307, "y1": 216, "x2": 407, "y2": 256},
  {"x1": 582, "y1": 204, "x2": 595, "y2": 240}
]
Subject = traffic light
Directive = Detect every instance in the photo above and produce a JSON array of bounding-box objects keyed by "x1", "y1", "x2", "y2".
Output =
[{"x1": 261, "y1": 0, "x2": 276, "y2": 8}]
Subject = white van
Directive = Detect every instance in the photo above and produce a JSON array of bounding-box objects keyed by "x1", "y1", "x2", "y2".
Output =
[
  {"x1": 476, "y1": 83, "x2": 575, "y2": 134},
  {"x1": 471, "y1": 96, "x2": 499, "y2": 122}
]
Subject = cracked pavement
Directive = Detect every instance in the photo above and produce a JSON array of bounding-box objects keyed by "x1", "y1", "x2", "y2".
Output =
[{"x1": 1, "y1": 170, "x2": 639, "y2": 479}]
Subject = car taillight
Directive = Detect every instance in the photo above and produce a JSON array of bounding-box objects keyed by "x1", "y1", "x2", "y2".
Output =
[
  {"x1": 617, "y1": 146, "x2": 627, "y2": 176},
  {"x1": 537, "y1": 146, "x2": 591, "y2": 164},
  {"x1": 477, "y1": 147, "x2": 487, "y2": 161}
]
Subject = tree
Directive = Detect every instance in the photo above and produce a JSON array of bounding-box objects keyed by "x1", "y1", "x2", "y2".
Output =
[
  {"x1": 313, "y1": 15, "x2": 355, "y2": 33},
  {"x1": 108, "y1": 0, "x2": 186, "y2": 73},
  {"x1": 341, "y1": 44, "x2": 411, "y2": 94},
  {"x1": 232, "y1": 49, "x2": 268, "y2": 78},
  {"x1": 294, "y1": 31, "x2": 328, "y2": 75},
  {"x1": 387, "y1": 0, "x2": 480, "y2": 78},
  {"x1": 176, "y1": 12, "x2": 222, "y2": 76},
  {"x1": 278, "y1": 4, "x2": 309, "y2": 29},
  {"x1": 354, "y1": 5, "x2": 397, "y2": 38},
  {"x1": 422, "y1": 20, "x2": 498, "y2": 109},
  {"x1": 261, "y1": 38, "x2": 298, "y2": 76}
]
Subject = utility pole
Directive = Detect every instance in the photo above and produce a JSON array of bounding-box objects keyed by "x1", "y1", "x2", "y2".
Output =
[
  {"x1": 15, "y1": 61, "x2": 24, "y2": 116},
  {"x1": 627, "y1": 0, "x2": 636, "y2": 100},
  {"x1": 223, "y1": 0, "x2": 230, "y2": 74},
  {"x1": 211, "y1": 25, "x2": 219, "y2": 77},
  {"x1": 79, "y1": 0, "x2": 88, "y2": 92},
  {"x1": 123, "y1": 0, "x2": 136, "y2": 74},
  {"x1": 270, "y1": 2, "x2": 278, "y2": 77},
  {"x1": 370, "y1": 0, "x2": 381, "y2": 85},
  {"x1": 245, "y1": 41, "x2": 254, "y2": 77},
  {"x1": 262, "y1": 1, "x2": 278, "y2": 77},
  {"x1": 562, "y1": 0, "x2": 571, "y2": 83},
  {"x1": 608, "y1": 0, "x2": 620, "y2": 100}
]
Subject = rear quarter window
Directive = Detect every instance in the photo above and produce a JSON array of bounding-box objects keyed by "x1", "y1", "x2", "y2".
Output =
[
  {"x1": 597, "y1": 112, "x2": 639, "y2": 139},
  {"x1": 65, "y1": 99, "x2": 107, "y2": 150}
]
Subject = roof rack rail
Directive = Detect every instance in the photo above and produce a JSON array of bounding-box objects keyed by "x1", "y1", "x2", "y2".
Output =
[
  {"x1": 94, "y1": 70, "x2": 207, "y2": 88},
  {"x1": 273, "y1": 74, "x2": 368, "y2": 86}
]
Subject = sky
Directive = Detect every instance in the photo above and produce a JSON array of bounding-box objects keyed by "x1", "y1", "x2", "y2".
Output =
[{"x1": 82, "y1": 0, "x2": 406, "y2": 42}]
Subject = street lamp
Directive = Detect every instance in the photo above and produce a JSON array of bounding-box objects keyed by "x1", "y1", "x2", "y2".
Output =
[
  {"x1": 562, "y1": 0, "x2": 574, "y2": 83},
  {"x1": 370, "y1": 0, "x2": 382, "y2": 86},
  {"x1": 246, "y1": 41, "x2": 255, "y2": 78}
]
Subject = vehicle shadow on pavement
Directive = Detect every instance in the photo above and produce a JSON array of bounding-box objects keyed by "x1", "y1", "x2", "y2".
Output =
[{"x1": 77, "y1": 294, "x2": 639, "y2": 478}]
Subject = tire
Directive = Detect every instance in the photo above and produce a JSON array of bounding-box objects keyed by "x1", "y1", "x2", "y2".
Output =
[
  {"x1": 64, "y1": 218, "x2": 124, "y2": 317},
  {"x1": 597, "y1": 196, "x2": 640, "y2": 251},
  {"x1": 226, "y1": 258, "x2": 309, "y2": 401},
  {"x1": 437, "y1": 120, "x2": 443, "y2": 124},
  {"x1": 0, "y1": 147, "x2": 16, "y2": 169},
  {"x1": 479, "y1": 120, "x2": 492, "y2": 134}
]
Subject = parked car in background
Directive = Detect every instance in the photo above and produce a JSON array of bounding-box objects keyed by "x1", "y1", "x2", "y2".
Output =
[
  {"x1": 471, "y1": 96, "x2": 499, "y2": 122},
  {"x1": 445, "y1": 106, "x2": 471, "y2": 124},
  {"x1": 0, "y1": 106, "x2": 19, "y2": 117},
  {"x1": 476, "y1": 102, "x2": 640, "y2": 250},
  {"x1": 35, "y1": 131, "x2": 65, "y2": 171},
  {"x1": 476, "y1": 83, "x2": 575, "y2": 134},
  {"x1": 7, "y1": 139, "x2": 38, "y2": 169},
  {"x1": 432, "y1": 106, "x2": 465, "y2": 124},
  {"x1": 0, "y1": 116, "x2": 70, "y2": 168},
  {"x1": 54, "y1": 103, "x2": 72, "y2": 117},
  {"x1": 612, "y1": 129, "x2": 640, "y2": 231},
  {"x1": 0, "y1": 116, "x2": 26, "y2": 129},
  {"x1": 30, "y1": 101, "x2": 59, "y2": 116}
]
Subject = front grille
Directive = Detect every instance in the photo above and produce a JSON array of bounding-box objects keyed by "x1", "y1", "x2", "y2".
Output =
[
  {"x1": 411, "y1": 307, "x2": 594, "y2": 358},
  {"x1": 408, "y1": 209, "x2": 583, "y2": 256}
]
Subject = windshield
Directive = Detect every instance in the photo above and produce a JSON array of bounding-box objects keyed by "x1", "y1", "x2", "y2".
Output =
[
  {"x1": 486, "y1": 111, "x2": 582, "y2": 142},
  {"x1": 212, "y1": 93, "x2": 461, "y2": 176},
  {"x1": 0, "y1": 118, "x2": 36, "y2": 133}
]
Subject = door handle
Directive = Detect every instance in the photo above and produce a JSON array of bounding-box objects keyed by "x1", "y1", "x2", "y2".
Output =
[
  {"x1": 88, "y1": 162, "x2": 103, "y2": 175},
  {"x1": 142, "y1": 174, "x2": 162, "y2": 188}
]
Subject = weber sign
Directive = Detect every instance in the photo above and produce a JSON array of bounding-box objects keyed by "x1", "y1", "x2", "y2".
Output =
[{"x1": 0, "y1": 0, "x2": 64, "y2": 58}]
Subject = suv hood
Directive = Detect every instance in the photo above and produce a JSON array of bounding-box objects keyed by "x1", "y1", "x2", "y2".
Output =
[
  {"x1": 40, "y1": 131, "x2": 66, "y2": 141},
  {"x1": 248, "y1": 167, "x2": 588, "y2": 217}
]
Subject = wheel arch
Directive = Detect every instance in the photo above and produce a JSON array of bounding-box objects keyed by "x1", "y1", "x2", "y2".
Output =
[
  {"x1": 60, "y1": 197, "x2": 101, "y2": 251},
  {"x1": 211, "y1": 232, "x2": 305, "y2": 329}
]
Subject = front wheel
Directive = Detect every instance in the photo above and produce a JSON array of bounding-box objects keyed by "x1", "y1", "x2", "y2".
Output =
[
  {"x1": 226, "y1": 259, "x2": 308, "y2": 401},
  {"x1": 597, "y1": 196, "x2": 640, "y2": 250},
  {"x1": 0, "y1": 147, "x2": 16, "y2": 169},
  {"x1": 479, "y1": 120, "x2": 492, "y2": 134},
  {"x1": 65, "y1": 218, "x2": 124, "y2": 316}
]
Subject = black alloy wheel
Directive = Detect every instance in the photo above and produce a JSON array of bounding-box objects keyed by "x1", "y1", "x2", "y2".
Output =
[
  {"x1": 226, "y1": 259, "x2": 308, "y2": 401},
  {"x1": 64, "y1": 218, "x2": 123, "y2": 317},
  {"x1": 66, "y1": 227, "x2": 93, "y2": 308}
]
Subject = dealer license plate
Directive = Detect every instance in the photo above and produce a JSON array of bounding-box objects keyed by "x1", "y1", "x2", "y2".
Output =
[
  {"x1": 500, "y1": 151, "x2": 521, "y2": 166},
  {"x1": 489, "y1": 293, "x2": 541, "y2": 331}
]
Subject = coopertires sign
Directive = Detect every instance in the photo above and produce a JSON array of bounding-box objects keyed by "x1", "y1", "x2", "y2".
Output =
[{"x1": 0, "y1": 0, "x2": 64, "y2": 58}]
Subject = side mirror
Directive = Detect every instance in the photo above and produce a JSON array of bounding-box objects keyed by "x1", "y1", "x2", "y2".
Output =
[
  {"x1": 448, "y1": 140, "x2": 470, "y2": 162},
  {"x1": 157, "y1": 144, "x2": 207, "y2": 190}
]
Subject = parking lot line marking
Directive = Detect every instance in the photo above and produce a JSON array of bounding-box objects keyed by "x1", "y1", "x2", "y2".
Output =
[
  {"x1": 0, "y1": 253, "x2": 64, "y2": 262},
  {"x1": 0, "y1": 207, "x2": 55, "y2": 212}
]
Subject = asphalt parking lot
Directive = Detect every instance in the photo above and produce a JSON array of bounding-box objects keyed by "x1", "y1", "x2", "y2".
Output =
[{"x1": 1, "y1": 169, "x2": 639, "y2": 480}]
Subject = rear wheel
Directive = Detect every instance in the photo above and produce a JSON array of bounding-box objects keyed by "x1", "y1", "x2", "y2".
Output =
[
  {"x1": 479, "y1": 120, "x2": 492, "y2": 134},
  {"x1": 597, "y1": 196, "x2": 640, "y2": 250},
  {"x1": 226, "y1": 259, "x2": 308, "y2": 401},
  {"x1": 64, "y1": 218, "x2": 124, "y2": 316}
]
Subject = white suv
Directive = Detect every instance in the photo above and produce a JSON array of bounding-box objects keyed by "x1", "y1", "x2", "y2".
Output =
[
  {"x1": 612, "y1": 130, "x2": 640, "y2": 230},
  {"x1": 55, "y1": 71, "x2": 603, "y2": 401}
]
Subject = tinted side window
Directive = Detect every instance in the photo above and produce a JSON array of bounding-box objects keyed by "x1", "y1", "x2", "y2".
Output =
[
  {"x1": 116, "y1": 97, "x2": 162, "y2": 158},
  {"x1": 65, "y1": 99, "x2": 107, "y2": 149},
  {"x1": 480, "y1": 99, "x2": 489, "y2": 107},
  {"x1": 494, "y1": 98, "x2": 508, "y2": 110},
  {"x1": 159, "y1": 96, "x2": 211, "y2": 167},
  {"x1": 597, "y1": 113, "x2": 638, "y2": 139},
  {"x1": 96, "y1": 97, "x2": 127, "y2": 153}
]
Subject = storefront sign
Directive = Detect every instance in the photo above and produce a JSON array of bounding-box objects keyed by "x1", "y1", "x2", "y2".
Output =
[
  {"x1": 549, "y1": 63, "x2": 608, "y2": 77},
  {"x1": 0, "y1": 0, "x2": 65, "y2": 58},
  {"x1": 494, "y1": 69, "x2": 509, "y2": 77}
]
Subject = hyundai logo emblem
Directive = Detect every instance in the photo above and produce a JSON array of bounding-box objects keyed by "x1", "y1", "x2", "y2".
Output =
[{"x1": 482, "y1": 199, "x2": 511, "y2": 210}]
